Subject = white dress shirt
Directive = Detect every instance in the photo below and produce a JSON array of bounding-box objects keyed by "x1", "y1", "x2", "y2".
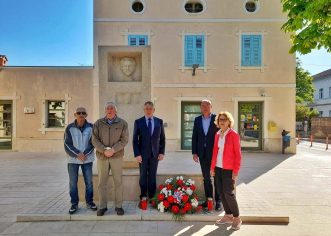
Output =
[{"x1": 216, "y1": 128, "x2": 230, "y2": 168}]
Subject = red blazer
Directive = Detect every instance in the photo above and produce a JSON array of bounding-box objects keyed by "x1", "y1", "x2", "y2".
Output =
[{"x1": 210, "y1": 129, "x2": 242, "y2": 175}]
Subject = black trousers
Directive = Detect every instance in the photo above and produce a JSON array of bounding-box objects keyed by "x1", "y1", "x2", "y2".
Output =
[
  {"x1": 139, "y1": 153, "x2": 159, "y2": 199},
  {"x1": 199, "y1": 149, "x2": 221, "y2": 203},
  {"x1": 214, "y1": 167, "x2": 240, "y2": 217}
]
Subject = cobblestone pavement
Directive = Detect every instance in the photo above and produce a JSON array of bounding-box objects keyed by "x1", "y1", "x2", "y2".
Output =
[{"x1": 0, "y1": 144, "x2": 331, "y2": 235}]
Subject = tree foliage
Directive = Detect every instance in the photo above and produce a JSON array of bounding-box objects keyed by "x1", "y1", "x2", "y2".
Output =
[
  {"x1": 281, "y1": 0, "x2": 331, "y2": 54},
  {"x1": 295, "y1": 59, "x2": 319, "y2": 121}
]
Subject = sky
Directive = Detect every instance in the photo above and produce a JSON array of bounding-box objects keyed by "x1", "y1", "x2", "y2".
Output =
[
  {"x1": 0, "y1": 0, "x2": 93, "y2": 66},
  {"x1": 1, "y1": 0, "x2": 330, "y2": 75}
]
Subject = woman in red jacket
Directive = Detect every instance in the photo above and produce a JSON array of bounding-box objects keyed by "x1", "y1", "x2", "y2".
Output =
[{"x1": 210, "y1": 111, "x2": 242, "y2": 230}]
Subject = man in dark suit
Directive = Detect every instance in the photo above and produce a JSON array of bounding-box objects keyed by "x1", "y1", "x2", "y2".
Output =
[
  {"x1": 192, "y1": 99, "x2": 221, "y2": 211},
  {"x1": 133, "y1": 101, "x2": 166, "y2": 209}
]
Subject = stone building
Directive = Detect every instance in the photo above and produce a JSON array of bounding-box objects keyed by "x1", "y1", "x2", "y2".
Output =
[{"x1": 0, "y1": 0, "x2": 296, "y2": 155}]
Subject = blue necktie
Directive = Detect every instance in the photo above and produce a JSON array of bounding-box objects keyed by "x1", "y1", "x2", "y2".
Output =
[{"x1": 148, "y1": 118, "x2": 152, "y2": 136}]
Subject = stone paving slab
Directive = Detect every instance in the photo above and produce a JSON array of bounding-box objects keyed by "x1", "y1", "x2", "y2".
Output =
[{"x1": 16, "y1": 183, "x2": 289, "y2": 224}]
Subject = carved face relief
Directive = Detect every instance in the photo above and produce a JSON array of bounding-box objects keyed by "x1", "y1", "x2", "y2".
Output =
[{"x1": 120, "y1": 57, "x2": 136, "y2": 77}]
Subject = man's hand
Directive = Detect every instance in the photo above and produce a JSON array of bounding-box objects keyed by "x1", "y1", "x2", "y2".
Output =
[
  {"x1": 232, "y1": 173, "x2": 238, "y2": 184},
  {"x1": 193, "y1": 154, "x2": 199, "y2": 163},
  {"x1": 104, "y1": 149, "x2": 114, "y2": 158},
  {"x1": 77, "y1": 153, "x2": 86, "y2": 162},
  {"x1": 210, "y1": 169, "x2": 215, "y2": 177},
  {"x1": 158, "y1": 154, "x2": 164, "y2": 161},
  {"x1": 136, "y1": 155, "x2": 142, "y2": 163}
]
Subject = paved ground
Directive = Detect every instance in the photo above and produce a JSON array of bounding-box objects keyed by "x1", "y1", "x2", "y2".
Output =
[{"x1": 0, "y1": 143, "x2": 330, "y2": 235}]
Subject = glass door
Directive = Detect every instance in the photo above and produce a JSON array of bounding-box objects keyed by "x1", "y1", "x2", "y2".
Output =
[
  {"x1": 0, "y1": 101, "x2": 12, "y2": 150},
  {"x1": 238, "y1": 102, "x2": 263, "y2": 150},
  {"x1": 181, "y1": 102, "x2": 201, "y2": 150}
]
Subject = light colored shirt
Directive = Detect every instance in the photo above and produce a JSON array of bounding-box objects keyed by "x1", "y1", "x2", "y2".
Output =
[
  {"x1": 202, "y1": 114, "x2": 212, "y2": 136},
  {"x1": 106, "y1": 116, "x2": 117, "y2": 125},
  {"x1": 216, "y1": 128, "x2": 230, "y2": 168},
  {"x1": 145, "y1": 116, "x2": 154, "y2": 134}
]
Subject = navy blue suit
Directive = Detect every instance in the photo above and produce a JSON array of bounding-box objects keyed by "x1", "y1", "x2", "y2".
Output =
[
  {"x1": 133, "y1": 116, "x2": 165, "y2": 199},
  {"x1": 192, "y1": 114, "x2": 220, "y2": 202}
]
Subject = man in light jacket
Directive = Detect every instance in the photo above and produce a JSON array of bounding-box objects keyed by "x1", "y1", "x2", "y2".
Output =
[
  {"x1": 64, "y1": 107, "x2": 97, "y2": 215},
  {"x1": 92, "y1": 102, "x2": 129, "y2": 216}
]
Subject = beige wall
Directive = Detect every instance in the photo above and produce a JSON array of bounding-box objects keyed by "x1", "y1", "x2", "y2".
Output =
[{"x1": 0, "y1": 67, "x2": 93, "y2": 151}]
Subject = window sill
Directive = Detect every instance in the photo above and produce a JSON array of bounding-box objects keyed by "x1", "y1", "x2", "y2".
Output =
[
  {"x1": 39, "y1": 128, "x2": 65, "y2": 133},
  {"x1": 235, "y1": 65, "x2": 267, "y2": 72},
  {"x1": 178, "y1": 66, "x2": 210, "y2": 73}
]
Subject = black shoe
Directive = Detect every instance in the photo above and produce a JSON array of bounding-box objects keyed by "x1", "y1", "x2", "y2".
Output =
[
  {"x1": 87, "y1": 202, "x2": 98, "y2": 211},
  {"x1": 215, "y1": 202, "x2": 222, "y2": 211},
  {"x1": 69, "y1": 204, "x2": 78, "y2": 215},
  {"x1": 97, "y1": 208, "x2": 107, "y2": 216},
  {"x1": 115, "y1": 207, "x2": 124, "y2": 216}
]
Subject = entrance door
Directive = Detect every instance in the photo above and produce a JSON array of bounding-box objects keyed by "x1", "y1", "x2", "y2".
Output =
[
  {"x1": 181, "y1": 102, "x2": 200, "y2": 150},
  {"x1": 0, "y1": 101, "x2": 12, "y2": 150},
  {"x1": 238, "y1": 102, "x2": 263, "y2": 150}
]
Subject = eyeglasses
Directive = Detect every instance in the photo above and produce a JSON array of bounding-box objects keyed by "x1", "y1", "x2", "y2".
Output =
[
  {"x1": 218, "y1": 118, "x2": 228, "y2": 122},
  {"x1": 76, "y1": 112, "x2": 86, "y2": 115}
]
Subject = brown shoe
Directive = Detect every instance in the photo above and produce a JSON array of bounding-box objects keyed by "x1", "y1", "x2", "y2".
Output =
[
  {"x1": 215, "y1": 214, "x2": 233, "y2": 225},
  {"x1": 231, "y1": 217, "x2": 242, "y2": 230}
]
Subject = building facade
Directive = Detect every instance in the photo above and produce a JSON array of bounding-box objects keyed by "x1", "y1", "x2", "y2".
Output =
[
  {"x1": 311, "y1": 69, "x2": 331, "y2": 117},
  {"x1": 0, "y1": 0, "x2": 296, "y2": 154}
]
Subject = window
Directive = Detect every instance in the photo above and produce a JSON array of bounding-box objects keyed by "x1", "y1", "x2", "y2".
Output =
[
  {"x1": 319, "y1": 88, "x2": 324, "y2": 99},
  {"x1": 184, "y1": 35, "x2": 205, "y2": 67},
  {"x1": 131, "y1": 1, "x2": 144, "y2": 13},
  {"x1": 319, "y1": 111, "x2": 323, "y2": 117},
  {"x1": 128, "y1": 35, "x2": 148, "y2": 46},
  {"x1": 184, "y1": 2, "x2": 204, "y2": 13},
  {"x1": 329, "y1": 87, "x2": 331, "y2": 98},
  {"x1": 241, "y1": 34, "x2": 262, "y2": 67},
  {"x1": 47, "y1": 101, "x2": 65, "y2": 128},
  {"x1": 244, "y1": 0, "x2": 259, "y2": 13}
]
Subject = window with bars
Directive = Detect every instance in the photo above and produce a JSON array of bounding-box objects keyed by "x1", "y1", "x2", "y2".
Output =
[
  {"x1": 184, "y1": 35, "x2": 205, "y2": 67},
  {"x1": 241, "y1": 34, "x2": 262, "y2": 67},
  {"x1": 128, "y1": 35, "x2": 148, "y2": 46},
  {"x1": 46, "y1": 101, "x2": 65, "y2": 128}
]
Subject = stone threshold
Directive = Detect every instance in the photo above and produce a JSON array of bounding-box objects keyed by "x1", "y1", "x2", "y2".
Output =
[{"x1": 17, "y1": 211, "x2": 289, "y2": 224}]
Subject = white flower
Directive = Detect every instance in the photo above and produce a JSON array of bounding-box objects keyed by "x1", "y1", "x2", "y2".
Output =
[
  {"x1": 168, "y1": 190, "x2": 172, "y2": 196},
  {"x1": 176, "y1": 176, "x2": 179, "y2": 180},
  {"x1": 158, "y1": 202, "x2": 165, "y2": 213},
  {"x1": 185, "y1": 187, "x2": 193, "y2": 196},
  {"x1": 161, "y1": 188, "x2": 168, "y2": 197},
  {"x1": 180, "y1": 176, "x2": 184, "y2": 180},
  {"x1": 191, "y1": 198, "x2": 198, "y2": 208}
]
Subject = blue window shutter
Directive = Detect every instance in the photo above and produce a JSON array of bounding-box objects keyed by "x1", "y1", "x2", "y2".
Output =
[
  {"x1": 185, "y1": 35, "x2": 194, "y2": 66},
  {"x1": 128, "y1": 35, "x2": 148, "y2": 46},
  {"x1": 251, "y1": 35, "x2": 262, "y2": 66},
  {"x1": 241, "y1": 35, "x2": 251, "y2": 66},
  {"x1": 128, "y1": 35, "x2": 137, "y2": 46},
  {"x1": 195, "y1": 35, "x2": 204, "y2": 66}
]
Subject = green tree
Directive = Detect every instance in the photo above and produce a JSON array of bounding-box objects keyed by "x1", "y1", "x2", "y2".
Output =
[
  {"x1": 281, "y1": 0, "x2": 331, "y2": 54},
  {"x1": 295, "y1": 59, "x2": 319, "y2": 121}
]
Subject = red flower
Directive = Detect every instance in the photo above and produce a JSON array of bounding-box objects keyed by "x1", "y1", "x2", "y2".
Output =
[
  {"x1": 184, "y1": 203, "x2": 192, "y2": 211},
  {"x1": 179, "y1": 208, "x2": 186, "y2": 214},
  {"x1": 163, "y1": 200, "x2": 170, "y2": 208},
  {"x1": 182, "y1": 195, "x2": 189, "y2": 203},
  {"x1": 190, "y1": 185, "x2": 196, "y2": 191},
  {"x1": 171, "y1": 205, "x2": 179, "y2": 214},
  {"x1": 157, "y1": 194, "x2": 165, "y2": 201},
  {"x1": 177, "y1": 179, "x2": 184, "y2": 186},
  {"x1": 167, "y1": 184, "x2": 173, "y2": 190},
  {"x1": 182, "y1": 186, "x2": 187, "y2": 191},
  {"x1": 158, "y1": 184, "x2": 164, "y2": 191},
  {"x1": 167, "y1": 196, "x2": 174, "y2": 203},
  {"x1": 196, "y1": 205, "x2": 203, "y2": 212}
]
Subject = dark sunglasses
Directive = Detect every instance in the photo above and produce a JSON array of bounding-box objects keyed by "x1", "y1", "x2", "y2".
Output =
[
  {"x1": 218, "y1": 118, "x2": 228, "y2": 122},
  {"x1": 76, "y1": 112, "x2": 86, "y2": 115}
]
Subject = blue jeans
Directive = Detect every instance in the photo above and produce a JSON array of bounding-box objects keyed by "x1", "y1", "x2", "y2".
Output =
[{"x1": 68, "y1": 162, "x2": 93, "y2": 205}]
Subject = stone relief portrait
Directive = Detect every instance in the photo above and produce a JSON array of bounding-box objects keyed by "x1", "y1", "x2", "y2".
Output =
[{"x1": 108, "y1": 53, "x2": 142, "y2": 82}]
